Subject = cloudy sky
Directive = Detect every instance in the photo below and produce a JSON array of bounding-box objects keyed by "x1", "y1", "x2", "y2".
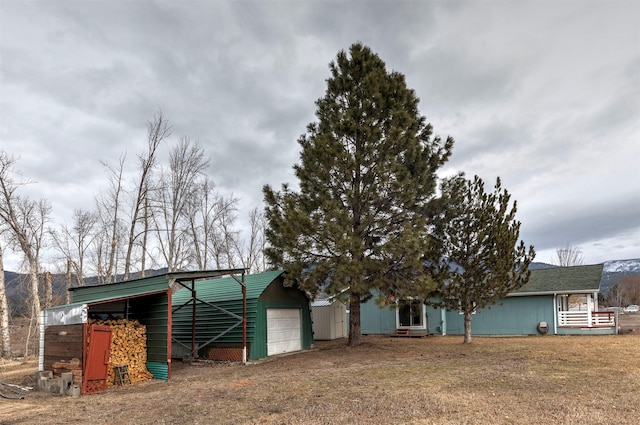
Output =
[{"x1": 1, "y1": 0, "x2": 639, "y2": 270}]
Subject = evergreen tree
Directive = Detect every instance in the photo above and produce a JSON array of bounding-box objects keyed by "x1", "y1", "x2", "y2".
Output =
[
  {"x1": 263, "y1": 43, "x2": 453, "y2": 346},
  {"x1": 426, "y1": 174, "x2": 535, "y2": 343}
]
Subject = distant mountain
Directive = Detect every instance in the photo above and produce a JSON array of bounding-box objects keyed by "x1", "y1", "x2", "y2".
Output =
[
  {"x1": 528, "y1": 262, "x2": 558, "y2": 270},
  {"x1": 600, "y1": 259, "x2": 640, "y2": 294},
  {"x1": 2, "y1": 268, "x2": 169, "y2": 314}
]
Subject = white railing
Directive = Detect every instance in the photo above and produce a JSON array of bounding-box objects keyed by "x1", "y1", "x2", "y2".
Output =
[{"x1": 558, "y1": 310, "x2": 616, "y2": 327}]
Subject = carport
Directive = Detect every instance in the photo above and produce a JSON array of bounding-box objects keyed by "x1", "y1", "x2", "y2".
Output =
[{"x1": 41, "y1": 269, "x2": 246, "y2": 394}]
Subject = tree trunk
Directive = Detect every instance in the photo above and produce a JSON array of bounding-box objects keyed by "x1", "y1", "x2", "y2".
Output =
[
  {"x1": 348, "y1": 292, "x2": 362, "y2": 346},
  {"x1": 0, "y1": 245, "x2": 11, "y2": 358},
  {"x1": 43, "y1": 272, "x2": 52, "y2": 309},
  {"x1": 66, "y1": 258, "x2": 72, "y2": 304},
  {"x1": 25, "y1": 258, "x2": 41, "y2": 332},
  {"x1": 463, "y1": 311, "x2": 472, "y2": 344}
]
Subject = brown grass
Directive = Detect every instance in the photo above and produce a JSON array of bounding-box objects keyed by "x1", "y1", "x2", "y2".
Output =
[{"x1": 1, "y1": 332, "x2": 639, "y2": 425}]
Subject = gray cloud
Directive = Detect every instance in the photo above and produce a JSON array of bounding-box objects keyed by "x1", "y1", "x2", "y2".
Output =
[{"x1": 1, "y1": 0, "x2": 639, "y2": 269}]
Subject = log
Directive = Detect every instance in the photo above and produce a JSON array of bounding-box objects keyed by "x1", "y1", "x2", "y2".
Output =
[{"x1": 90, "y1": 319, "x2": 154, "y2": 386}]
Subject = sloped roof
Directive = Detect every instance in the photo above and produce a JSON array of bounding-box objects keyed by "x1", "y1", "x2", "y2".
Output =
[
  {"x1": 69, "y1": 269, "x2": 245, "y2": 304},
  {"x1": 510, "y1": 264, "x2": 604, "y2": 295},
  {"x1": 172, "y1": 269, "x2": 284, "y2": 304}
]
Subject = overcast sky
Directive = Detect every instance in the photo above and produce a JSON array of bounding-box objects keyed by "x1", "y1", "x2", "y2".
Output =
[{"x1": 1, "y1": 0, "x2": 639, "y2": 271}]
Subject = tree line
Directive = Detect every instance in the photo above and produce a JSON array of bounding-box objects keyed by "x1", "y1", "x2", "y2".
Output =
[{"x1": 0, "y1": 113, "x2": 265, "y2": 357}]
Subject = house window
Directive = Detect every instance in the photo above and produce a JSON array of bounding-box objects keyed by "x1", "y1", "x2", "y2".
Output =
[
  {"x1": 558, "y1": 294, "x2": 593, "y2": 311},
  {"x1": 398, "y1": 300, "x2": 424, "y2": 328}
]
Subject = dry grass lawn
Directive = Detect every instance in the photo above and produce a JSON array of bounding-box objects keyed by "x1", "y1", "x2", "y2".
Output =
[{"x1": 1, "y1": 332, "x2": 639, "y2": 425}]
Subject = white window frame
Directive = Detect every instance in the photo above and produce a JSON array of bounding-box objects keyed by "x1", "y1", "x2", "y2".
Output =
[{"x1": 396, "y1": 299, "x2": 427, "y2": 329}]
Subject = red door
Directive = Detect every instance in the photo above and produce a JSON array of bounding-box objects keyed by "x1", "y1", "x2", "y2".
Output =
[{"x1": 82, "y1": 325, "x2": 112, "y2": 394}]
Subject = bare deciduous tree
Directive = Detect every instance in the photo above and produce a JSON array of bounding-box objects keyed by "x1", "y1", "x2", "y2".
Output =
[
  {"x1": 0, "y1": 151, "x2": 50, "y2": 355},
  {"x1": 610, "y1": 275, "x2": 640, "y2": 307},
  {"x1": 50, "y1": 208, "x2": 97, "y2": 288},
  {"x1": 553, "y1": 244, "x2": 584, "y2": 266},
  {"x1": 123, "y1": 112, "x2": 171, "y2": 281},
  {"x1": 153, "y1": 138, "x2": 209, "y2": 272},
  {"x1": 94, "y1": 155, "x2": 127, "y2": 283},
  {"x1": 186, "y1": 178, "x2": 239, "y2": 271},
  {"x1": 233, "y1": 208, "x2": 265, "y2": 274},
  {"x1": 0, "y1": 240, "x2": 11, "y2": 358}
]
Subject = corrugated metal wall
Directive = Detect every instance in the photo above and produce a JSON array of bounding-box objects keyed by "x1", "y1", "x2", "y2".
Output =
[
  {"x1": 171, "y1": 270, "x2": 314, "y2": 360},
  {"x1": 171, "y1": 271, "x2": 282, "y2": 359},
  {"x1": 129, "y1": 294, "x2": 169, "y2": 363}
]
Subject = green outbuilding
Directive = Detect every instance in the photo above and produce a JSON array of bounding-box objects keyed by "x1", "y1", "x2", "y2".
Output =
[
  {"x1": 171, "y1": 269, "x2": 314, "y2": 361},
  {"x1": 41, "y1": 270, "x2": 241, "y2": 393}
]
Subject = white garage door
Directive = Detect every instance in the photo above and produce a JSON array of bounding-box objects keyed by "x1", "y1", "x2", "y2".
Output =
[{"x1": 267, "y1": 308, "x2": 302, "y2": 356}]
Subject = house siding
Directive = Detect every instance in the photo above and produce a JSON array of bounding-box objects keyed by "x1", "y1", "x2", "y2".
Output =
[
  {"x1": 439, "y1": 295, "x2": 555, "y2": 335},
  {"x1": 361, "y1": 300, "x2": 396, "y2": 335}
]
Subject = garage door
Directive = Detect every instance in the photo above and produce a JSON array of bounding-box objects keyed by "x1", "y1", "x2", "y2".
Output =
[{"x1": 267, "y1": 308, "x2": 302, "y2": 356}]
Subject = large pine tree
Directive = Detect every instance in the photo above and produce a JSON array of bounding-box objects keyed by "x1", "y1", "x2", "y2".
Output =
[
  {"x1": 426, "y1": 174, "x2": 535, "y2": 343},
  {"x1": 263, "y1": 43, "x2": 453, "y2": 346}
]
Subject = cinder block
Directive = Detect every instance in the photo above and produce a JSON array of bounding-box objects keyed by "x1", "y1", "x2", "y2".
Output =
[
  {"x1": 35, "y1": 371, "x2": 53, "y2": 391},
  {"x1": 48, "y1": 378, "x2": 64, "y2": 395},
  {"x1": 68, "y1": 385, "x2": 81, "y2": 397},
  {"x1": 61, "y1": 372, "x2": 73, "y2": 395}
]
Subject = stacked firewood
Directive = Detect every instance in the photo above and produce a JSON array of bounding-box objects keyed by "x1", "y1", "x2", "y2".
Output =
[{"x1": 90, "y1": 319, "x2": 154, "y2": 386}]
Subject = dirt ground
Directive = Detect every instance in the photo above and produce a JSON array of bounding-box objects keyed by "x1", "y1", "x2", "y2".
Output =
[
  {"x1": 619, "y1": 310, "x2": 640, "y2": 333},
  {"x1": 1, "y1": 316, "x2": 639, "y2": 425}
]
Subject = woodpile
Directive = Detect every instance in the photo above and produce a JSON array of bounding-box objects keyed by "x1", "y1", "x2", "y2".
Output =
[{"x1": 90, "y1": 319, "x2": 154, "y2": 386}]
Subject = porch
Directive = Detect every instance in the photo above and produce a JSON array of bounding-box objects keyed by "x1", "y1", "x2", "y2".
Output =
[{"x1": 557, "y1": 310, "x2": 616, "y2": 328}]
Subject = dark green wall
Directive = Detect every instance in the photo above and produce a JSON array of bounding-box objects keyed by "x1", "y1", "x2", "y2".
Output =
[{"x1": 172, "y1": 274, "x2": 314, "y2": 361}]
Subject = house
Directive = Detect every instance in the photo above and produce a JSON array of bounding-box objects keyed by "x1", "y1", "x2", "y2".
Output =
[
  {"x1": 41, "y1": 270, "x2": 239, "y2": 394},
  {"x1": 360, "y1": 264, "x2": 616, "y2": 337},
  {"x1": 171, "y1": 269, "x2": 314, "y2": 361},
  {"x1": 311, "y1": 297, "x2": 348, "y2": 340}
]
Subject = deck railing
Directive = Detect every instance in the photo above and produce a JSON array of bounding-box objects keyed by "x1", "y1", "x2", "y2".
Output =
[{"x1": 558, "y1": 310, "x2": 616, "y2": 327}]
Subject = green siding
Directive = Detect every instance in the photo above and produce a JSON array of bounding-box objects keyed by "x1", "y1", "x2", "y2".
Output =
[
  {"x1": 251, "y1": 301, "x2": 314, "y2": 360},
  {"x1": 129, "y1": 294, "x2": 169, "y2": 367},
  {"x1": 146, "y1": 362, "x2": 169, "y2": 380},
  {"x1": 71, "y1": 275, "x2": 170, "y2": 303},
  {"x1": 171, "y1": 270, "x2": 313, "y2": 360}
]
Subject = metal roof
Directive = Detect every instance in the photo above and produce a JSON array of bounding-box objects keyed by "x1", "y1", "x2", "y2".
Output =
[
  {"x1": 69, "y1": 269, "x2": 246, "y2": 303},
  {"x1": 171, "y1": 269, "x2": 284, "y2": 304},
  {"x1": 509, "y1": 264, "x2": 604, "y2": 296}
]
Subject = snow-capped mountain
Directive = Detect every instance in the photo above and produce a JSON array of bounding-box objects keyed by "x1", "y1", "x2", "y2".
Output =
[
  {"x1": 600, "y1": 258, "x2": 640, "y2": 294},
  {"x1": 603, "y1": 258, "x2": 640, "y2": 273}
]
